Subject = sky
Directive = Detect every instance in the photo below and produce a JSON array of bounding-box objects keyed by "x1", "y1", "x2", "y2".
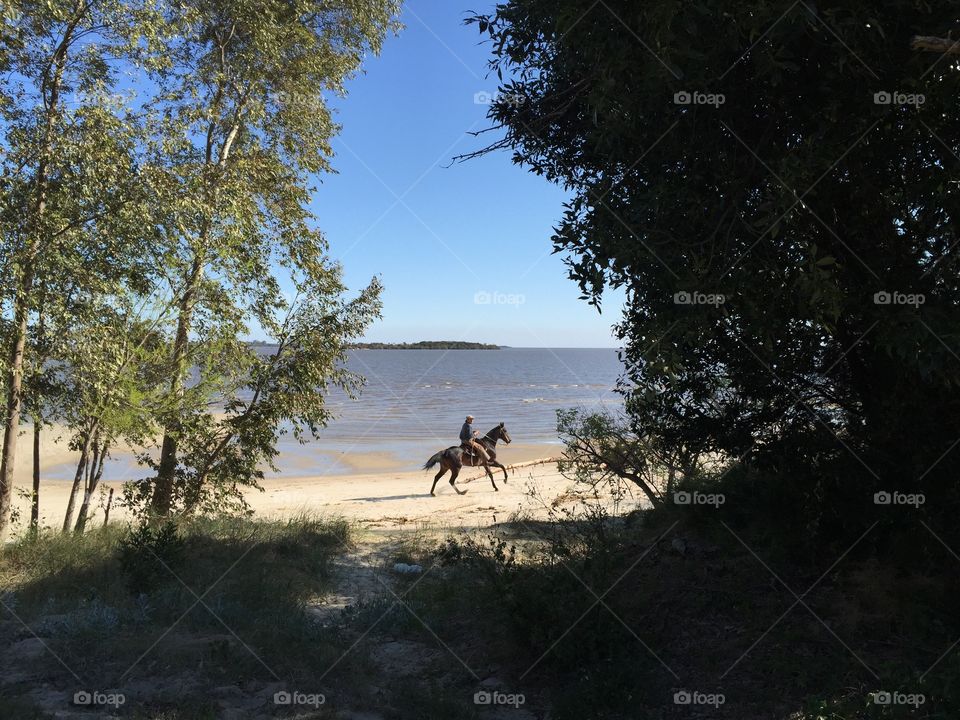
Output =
[{"x1": 307, "y1": 0, "x2": 626, "y2": 348}]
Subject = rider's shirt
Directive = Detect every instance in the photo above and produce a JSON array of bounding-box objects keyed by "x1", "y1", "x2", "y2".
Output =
[{"x1": 459, "y1": 422, "x2": 473, "y2": 444}]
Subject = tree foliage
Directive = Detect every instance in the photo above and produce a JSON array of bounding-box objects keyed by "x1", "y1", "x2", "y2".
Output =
[
  {"x1": 471, "y1": 2, "x2": 960, "y2": 537},
  {"x1": 0, "y1": 0, "x2": 400, "y2": 534},
  {"x1": 145, "y1": 0, "x2": 399, "y2": 515}
]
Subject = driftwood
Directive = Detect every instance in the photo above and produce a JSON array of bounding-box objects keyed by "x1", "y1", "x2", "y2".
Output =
[
  {"x1": 911, "y1": 35, "x2": 960, "y2": 55},
  {"x1": 461, "y1": 456, "x2": 561, "y2": 483}
]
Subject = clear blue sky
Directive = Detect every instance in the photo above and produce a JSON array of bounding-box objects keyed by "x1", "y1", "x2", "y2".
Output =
[{"x1": 306, "y1": 0, "x2": 625, "y2": 348}]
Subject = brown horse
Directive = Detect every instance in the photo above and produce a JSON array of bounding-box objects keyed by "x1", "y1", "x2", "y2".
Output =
[{"x1": 423, "y1": 422, "x2": 512, "y2": 495}]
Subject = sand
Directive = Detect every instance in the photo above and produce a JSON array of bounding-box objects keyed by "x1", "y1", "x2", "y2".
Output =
[
  {"x1": 8, "y1": 414, "x2": 639, "y2": 536},
  {"x1": 9, "y1": 421, "x2": 600, "y2": 535},
  {"x1": 14, "y1": 448, "x2": 625, "y2": 536}
]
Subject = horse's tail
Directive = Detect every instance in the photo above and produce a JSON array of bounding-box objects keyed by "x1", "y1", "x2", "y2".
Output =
[{"x1": 423, "y1": 451, "x2": 445, "y2": 470}]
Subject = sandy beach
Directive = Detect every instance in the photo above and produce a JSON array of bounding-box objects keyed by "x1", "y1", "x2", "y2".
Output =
[
  {"x1": 9, "y1": 420, "x2": 602, "y2": 534},
  {"x1": 11, "y1": 428, "x2": 637, "y2": 536}
]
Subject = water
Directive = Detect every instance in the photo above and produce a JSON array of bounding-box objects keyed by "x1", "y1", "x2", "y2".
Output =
[
  {"x1": 45, "y1": 348, "x2": 625, "y2": 480},
  {"x1": 316, "y1": 348, "x2": 624, "y2": 468}
]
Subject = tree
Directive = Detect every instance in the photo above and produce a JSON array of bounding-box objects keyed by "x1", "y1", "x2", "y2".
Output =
[
  {"x1": 55, "y1": 299, "x2": 168, "y2": 533},
  {"x1": 469, "y1": 2, "x2": 960, "y2": 534},
  {"x1": 557, "y1": 409, "x2": 705, "y2": 508},
  {"x1": 0, "y1": 0, "x2": 166, "y2": 537},
  {"x1": 145, "y1": 0, "x2": 400, "y2": 516},
  {"x1": 125, "y1": 282, "x2": 381, "y2": 518}
]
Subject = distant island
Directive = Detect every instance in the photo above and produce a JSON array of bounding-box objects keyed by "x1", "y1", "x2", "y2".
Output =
[
  {"x1": 245, "y1": 340, "x2": 502, "y2": 350},
  {"x1": 348, "y1": 341, "x2": 502, "y2": 350}
]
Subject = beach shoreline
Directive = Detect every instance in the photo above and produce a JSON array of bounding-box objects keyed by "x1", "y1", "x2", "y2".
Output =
[{"x1": 13, "y1": 447, "x2": 612, "y2": 537}]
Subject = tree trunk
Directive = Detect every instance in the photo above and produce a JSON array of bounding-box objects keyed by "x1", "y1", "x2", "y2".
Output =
[
  {"x1": 0, "y1": 14, "x2": 79, "y2": 538},
  {"x1": 62, "y1": 431, "x2": 93, "y2": 533},
  {"x1": 30, "y1": 420, "x2": 40, "y2": 533},
  {"x1": 74, "y1": 440, "x2": 106, "y2": 533},
  {"x1": 103, "y1": 487, "x2": 114, "y2": 526},
  {"x1": 151, "y1": 254, "x2": 204, "y2": 516},
  {"x1": 0, "y1": 274, "x2": 35, "y2": 537},
  {"x1": 150, "y1": 88, "x2": 242, "y2": 517}
]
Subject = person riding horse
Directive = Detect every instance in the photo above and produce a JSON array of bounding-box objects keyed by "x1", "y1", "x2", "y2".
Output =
[
  {"x1": 459, "y1": 415, "x2": 490, "y2": 462},
  {"x1": 425, "y1": 420, "x2": 512, "y2": 495}
]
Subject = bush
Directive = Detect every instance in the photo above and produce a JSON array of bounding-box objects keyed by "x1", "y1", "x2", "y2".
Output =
[{"x1": 118, "y1": 520, "x2": 186, "y2": 593}]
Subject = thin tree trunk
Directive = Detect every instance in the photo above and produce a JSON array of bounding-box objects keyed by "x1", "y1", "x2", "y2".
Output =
[
  {"x1": 0, "y1": 13, "x2": 80, "y2": 538},
  {"x1": 151, "y1": 93, "x2": 243, "y2": 517},
  {"x1": 62, "y1": 430, "x2": 93, "y2": 533},
  {"x1": 74, "y1": 440, "x2": 106, "y2": 533},
  {"x1": 0, "y1": 277, "x2": 35, "y2": 537},
  {"x1": 149, "y1": 43, "x2": 248, "y2": 518},
  {"x1": 30, "y1": 420, "x2": 40, "y2": 533},
  {"x1": 103, "y1": 487, "x2": 114, "y2": 526},
  {"x1": 152, "y1": 254, "x2": 204, "y2": 515}
]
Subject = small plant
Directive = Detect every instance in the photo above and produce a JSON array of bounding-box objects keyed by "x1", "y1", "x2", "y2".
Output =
[{"x1": 118, "y1": 520, "x2": 186, "y2": 593}]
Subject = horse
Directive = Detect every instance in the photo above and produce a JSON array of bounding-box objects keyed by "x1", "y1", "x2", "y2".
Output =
[{"x1": 423, "y1": 422, "x2": 512, "y2": 495}]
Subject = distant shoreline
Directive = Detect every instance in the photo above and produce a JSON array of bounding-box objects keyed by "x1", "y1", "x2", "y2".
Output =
[
  {"x1": 347, "y1": 341, "x2": 501, "y2": 350},
  {"x1": 245, "y1": 340, "x2": 502, "y2": 349}
]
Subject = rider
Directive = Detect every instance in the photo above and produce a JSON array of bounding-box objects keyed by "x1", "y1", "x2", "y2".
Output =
[{"x1": 459, "y1": 414, "x2": 490, "y2": 462}]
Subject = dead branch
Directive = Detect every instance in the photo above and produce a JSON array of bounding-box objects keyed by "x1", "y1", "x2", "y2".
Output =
[{"x1": 911, "y1": 35, "x2": 960, "y2": 55}]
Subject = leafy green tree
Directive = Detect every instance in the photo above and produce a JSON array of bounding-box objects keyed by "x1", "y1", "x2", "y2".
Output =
[
  {"x1": 470, "y1": 2, "x2": 960, "y2": 535},
  {"x1": 557, "y1": 408, "x2": 705, "y2": 508},
  {"x1": 126, "y1": 283, "x2": 381, "y2": 518},
  {"x1": 146, "y1": 0, "x2": 400, "y2": 515},
  {"x1": 54, "y1": 299, "x2": 169, "y2": 533},
  {"x1": 0, "y1": 0, "x2": 166, "y2": 537}
]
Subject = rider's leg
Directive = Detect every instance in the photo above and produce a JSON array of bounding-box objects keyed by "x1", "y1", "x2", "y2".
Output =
[{"x1": 470, "y1": 440, "x2": 490, "y2": 462}]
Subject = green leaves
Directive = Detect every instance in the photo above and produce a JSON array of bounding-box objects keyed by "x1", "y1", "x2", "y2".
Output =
[
  {"x1": 0, "y1": 0, "x2": 399, "y2": 527},
  {"x1": 472, "y1": 0, "x2": 960, "y2": 508}
]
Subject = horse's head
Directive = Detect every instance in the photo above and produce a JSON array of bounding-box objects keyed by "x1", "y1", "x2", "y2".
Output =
[{"x1": 497, "y1": 421, "x2": 511, "y2": 444}]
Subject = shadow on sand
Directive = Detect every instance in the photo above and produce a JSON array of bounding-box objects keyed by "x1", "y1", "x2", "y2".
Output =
[{"x1": 345, "y1": 493, "x2": 435, "y2": 502}]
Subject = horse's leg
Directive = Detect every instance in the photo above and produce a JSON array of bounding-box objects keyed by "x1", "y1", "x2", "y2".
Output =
[
  {"x1": 449, "y1": 465, "x2": 467, "y2": 495},
  {"x1": 493, "y1": 461, "x2": 508, "y2": 482},
  {"x1": 430, "y1": 463, "x2": 447, "y2": 496},
  {"x1": 481, "y1": 459, "x2": 498, "y2": 491}
]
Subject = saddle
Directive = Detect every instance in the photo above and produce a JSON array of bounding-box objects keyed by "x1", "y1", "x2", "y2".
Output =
[{"x1": 460, "y1": 442, "x2": 483, "y2": 460}]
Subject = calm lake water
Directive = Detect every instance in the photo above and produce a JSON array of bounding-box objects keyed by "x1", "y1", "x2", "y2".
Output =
[{"x1": 45, "y1": 348, "x2": 625, "y2": 480}]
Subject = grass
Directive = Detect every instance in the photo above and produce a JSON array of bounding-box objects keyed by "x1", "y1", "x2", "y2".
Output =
[
  {"x1": 4, "y1": 499, "x2": 957, "y2": 718},
  {"x1": 378, "y1": 504, "x2": 960, "y2": 719},
  {"x1": 0, "y1": 513, "x2": 364, "y2": 718}
]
